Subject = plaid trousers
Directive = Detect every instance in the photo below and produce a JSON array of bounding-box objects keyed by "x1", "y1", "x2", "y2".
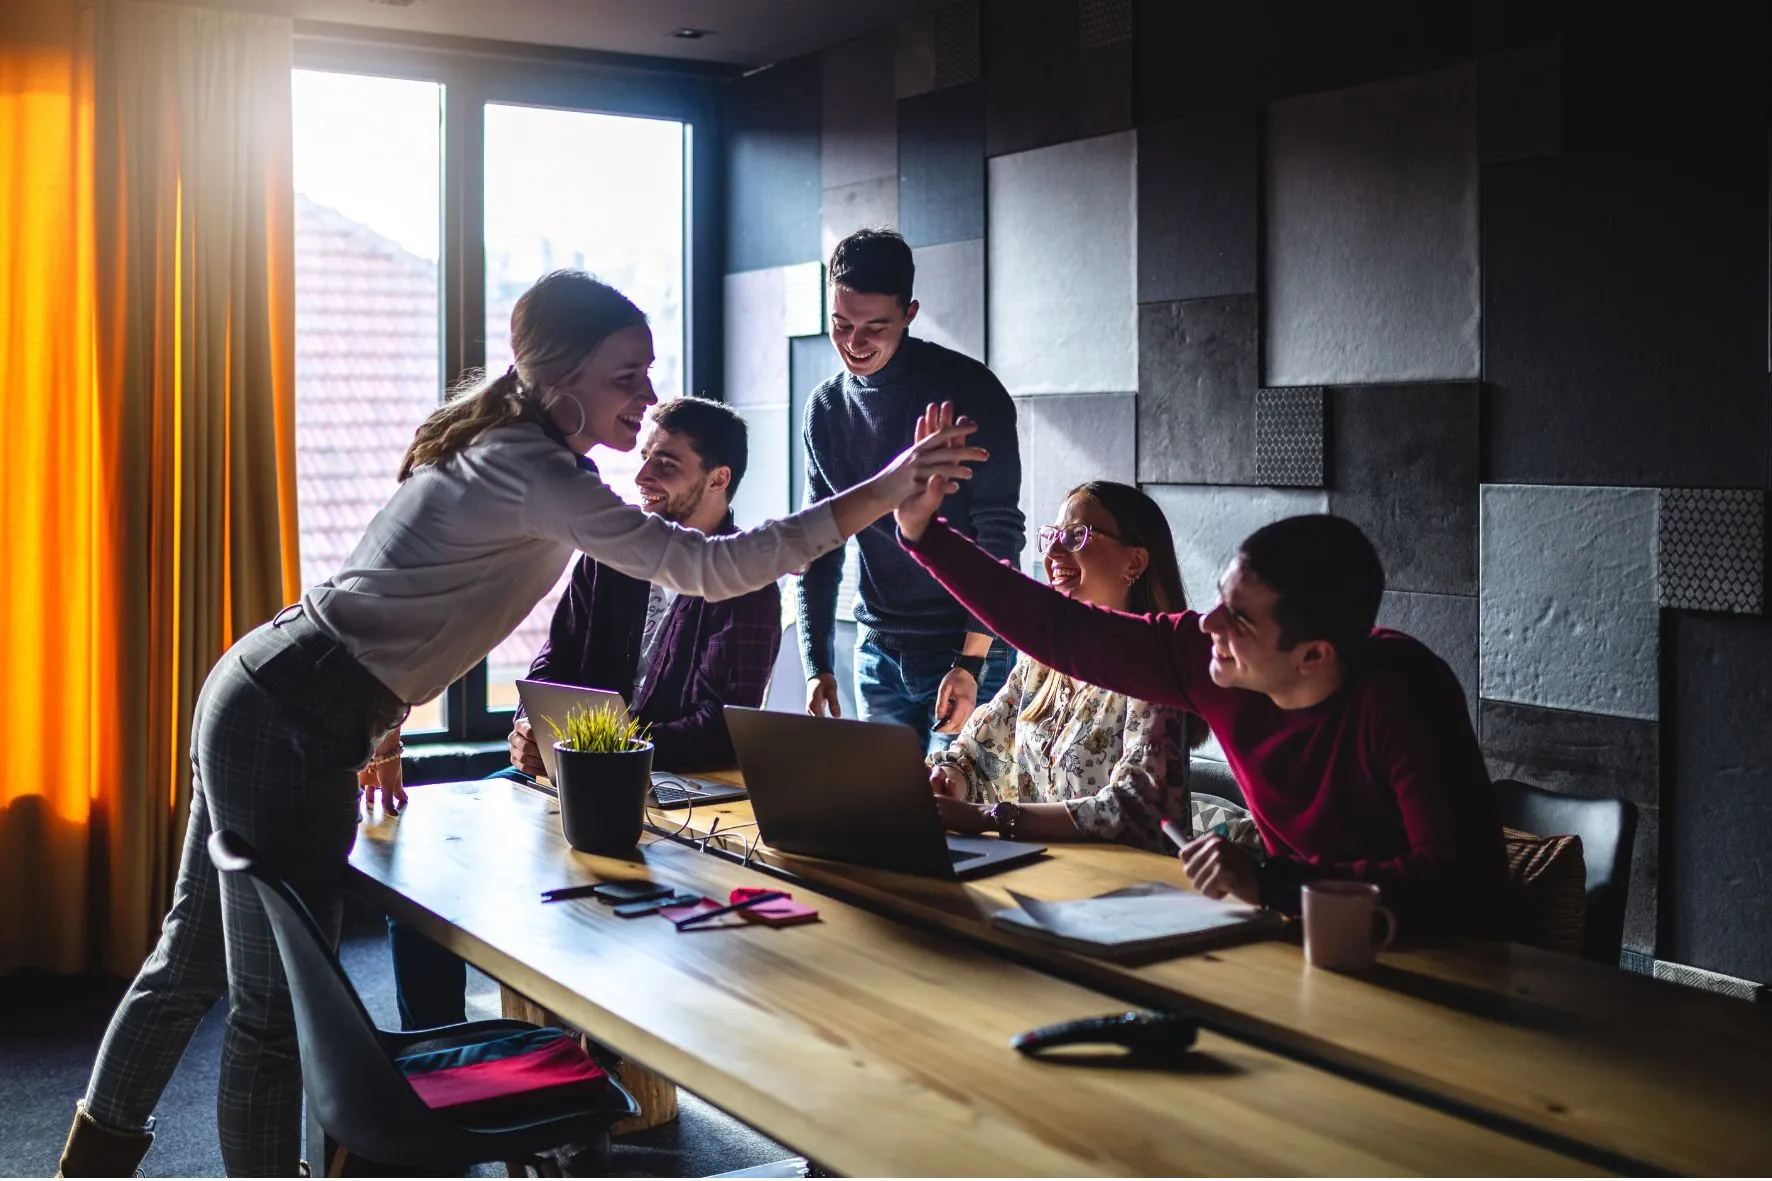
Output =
[{"x1": 82, "y1": 607, "x2": 405, "y2": 1177}]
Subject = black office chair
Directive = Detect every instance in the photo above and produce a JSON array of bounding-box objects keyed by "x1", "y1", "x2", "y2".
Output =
[
  {"x1": 1491, "y1": 779, "x2": 1637, "y2": 965},
  {"x1": 1189, "y1": 757, "x2": 1245, "y2": 807},
  {"x1": 207, "y1": 830, "x2": 637, "y2": 1176}
]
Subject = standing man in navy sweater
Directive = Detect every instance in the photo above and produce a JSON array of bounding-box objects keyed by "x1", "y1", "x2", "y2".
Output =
[{"x1": 798, "y1": 228, "x2": 1026, "y2": 749}]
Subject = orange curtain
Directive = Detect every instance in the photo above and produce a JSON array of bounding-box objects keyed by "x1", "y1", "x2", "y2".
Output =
[{"x1": 1, "y1": 0, "x2": 298, "y2": 976}]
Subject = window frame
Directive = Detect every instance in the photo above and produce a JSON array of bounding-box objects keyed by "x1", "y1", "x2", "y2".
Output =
[{"x1": 293, "y1": 26, "x2": 728, "y2": 744}]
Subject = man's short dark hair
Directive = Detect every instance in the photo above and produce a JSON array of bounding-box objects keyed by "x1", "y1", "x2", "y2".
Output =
[
  {"x1": 648, "y1": 396, "x2": 748, "y2": 498},
  {"x1": 828, "y1": 227, "x2": 915, "y2": 309},
  {"x1": 1237, "y1": 515, "x2": 1385, "y2": 665}
]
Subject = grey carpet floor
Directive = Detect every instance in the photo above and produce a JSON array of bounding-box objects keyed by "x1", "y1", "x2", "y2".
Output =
[{"x1": 0, "y1": 901, "x2": 791, "y2": 1178}]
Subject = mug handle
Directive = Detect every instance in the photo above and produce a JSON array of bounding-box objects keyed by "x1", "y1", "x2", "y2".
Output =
[{"x1": 1373, "y1": 904, "x2": 1397, "y2": 950}]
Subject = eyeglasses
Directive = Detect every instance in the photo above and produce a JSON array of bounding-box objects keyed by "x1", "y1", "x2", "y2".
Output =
[{"x1": 1037, "y1": 524, "x2": 1122, "y2": 554}]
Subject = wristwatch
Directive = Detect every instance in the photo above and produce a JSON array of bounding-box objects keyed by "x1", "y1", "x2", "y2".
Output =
[
  {"x1": 951, "y1": 653, "x2": 986, "y2": 680},
  {"x1": 987, "y1": 800, "x2": 1022, "y2": 840}
]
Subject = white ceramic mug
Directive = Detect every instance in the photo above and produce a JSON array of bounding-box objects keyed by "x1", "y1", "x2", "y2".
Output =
[{"x1": 1302, "y1": 881, "x2": 1396, "y2": 971}]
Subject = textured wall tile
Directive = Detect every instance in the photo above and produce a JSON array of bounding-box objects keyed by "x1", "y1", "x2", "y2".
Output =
[
  {"x1": 1378, "y1": 591, "x2": 1478, "y2": 721},
  {"x1": 988, "y1": 131, "x2": 1137, "y2": 396},
  {"x1": 1136, "y1": 0, "x2": 1258, "y2": 121},
  {"x1": 726, "y1": 56, "x2": 822, "y2": 274},
  {"x1": 898, "y1": 82, "x2": 985, "y2": 248},
  {"x1": 894, "y1": 12, "x2": 938, "y2": 99},
  {"x1": 1657, "y1": 489, "x2": 1764, "y2": 614},
  {"x1": 1478, "y1": 42, "x2": 1561, "y2": 163},
  {"x1": 731, "y1": 403, "x2": 791, "y2": 528},
  {"x1": 1079, "y1": 0, "x2": 1132, "y2": 48},
  {"x1": 1328, "y1": 382, "x2": 1480, "y2": 595},
  {"x1": 1254, "y1": 388, "x2": 1325, "y2": 487},
  {"x1": 1136, "y1": 296, "x2": 1258, "y2": 485},
  {"x1": 912, "y1": 238, "x2": 985, "y2": 362},
  {"x1": 1480, "y1": 484, "x2": 1659, "y2": 720},
  {"x1": 935, "y1": 0, "x2": 981, "y2": 88},
  {"x1": 782, "y1": 262, "x2": 824, "y2": 339},
  {"x1": 1478, "y1": 698, "x2": 1661, "y2": 956},
  {"x1": 1015, "y1": 393, "x2": 1136, "y2": 574},
  {"x1": 1670, "y1": 614, "x2": 1772, "y2": 982},
  {"x1": 724, "y1": 267, "x2": 787, "y2": 407},
  {"x1": 789, "y1": 335, "x2": 837, "y2": 510},
  {"x1": 1265, "y1": 65, "x2": 1480, "y2": 385},
  {"x1": 1078, "y1": 37, "x2": 1134, "y2": 141},
  {"x1": 1262, "y1": 0, "x2": 1476, "y2": 100},
  {"x1": 983, "y1": 0, "x2": 1079, "y2": 157},
  {"x1": 1137, "y1": 110, "x2": 1259, "y2": 304},
  {"x1": 822, "y1": 30, "x2": 897, "y2": 189},
  {"x1": 821, "y1": 178, "x2": 899, "y2": 270},
  {"x1": 1484, "y1": 156, "x2": 1768, "y2": 487},
  {"x1": 1145, "y1": 485, "x2": 1330, "y2": 613}
]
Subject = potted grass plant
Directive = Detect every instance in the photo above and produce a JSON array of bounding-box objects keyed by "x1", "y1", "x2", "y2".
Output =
[{"x1": 545, "y1": 705, "x2": 654, "y2": 856}]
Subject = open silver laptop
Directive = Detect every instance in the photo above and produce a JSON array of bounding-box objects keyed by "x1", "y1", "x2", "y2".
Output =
[
  {"x1": 514, "y1": 679, "x2": 748, "y2": 808},
  {"x1": 723, "y1": 707, "x2": 1046, "y2": 880}
]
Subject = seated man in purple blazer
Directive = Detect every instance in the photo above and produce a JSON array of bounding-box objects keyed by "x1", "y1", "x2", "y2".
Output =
[
  {"x1": 507, "y1": 395, "x2": 783, "y2": 775},
  {"x1": 390, "y1": 397, "x2": 782, "y2": 1031}
]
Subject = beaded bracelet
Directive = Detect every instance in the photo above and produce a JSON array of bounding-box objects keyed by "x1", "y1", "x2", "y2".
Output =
[{"x1": 363, "y1": 745, "x2": 404, "y2": 771}]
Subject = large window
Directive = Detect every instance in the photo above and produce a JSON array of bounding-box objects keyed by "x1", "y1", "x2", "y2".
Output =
[{"x1": 291, "y1": 51, "x2": 695, "y2": 742}]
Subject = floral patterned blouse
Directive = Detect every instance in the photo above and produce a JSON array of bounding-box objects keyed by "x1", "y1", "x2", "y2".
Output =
[{"x1": 928, "y1": 655, "x2": 1192, "y2": 852}]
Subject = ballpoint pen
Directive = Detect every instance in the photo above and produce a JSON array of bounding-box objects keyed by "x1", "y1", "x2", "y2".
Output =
[{"x1": 672, "y1": 890, "x2": 789, "y2": 929}]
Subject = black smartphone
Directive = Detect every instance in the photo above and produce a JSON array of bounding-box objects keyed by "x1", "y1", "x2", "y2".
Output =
[
  {"x1": 613, "y1": 891, "x2": 702, "y2": 918},
  {"x1": 589, "y1": 880, "x2": 675, "y2": 905}
]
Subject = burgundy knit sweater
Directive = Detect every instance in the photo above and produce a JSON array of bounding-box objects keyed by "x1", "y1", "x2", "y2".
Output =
[{"x1": 903, "y1": 518, "x2": 1508, "y2": 939}]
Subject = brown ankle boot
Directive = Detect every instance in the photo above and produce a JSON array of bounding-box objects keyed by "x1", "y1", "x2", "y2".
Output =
[{"x1": 55, "y1": 1104, "x2": 153, "y2": 1177}]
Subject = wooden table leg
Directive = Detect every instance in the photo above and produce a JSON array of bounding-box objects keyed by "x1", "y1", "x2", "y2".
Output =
[{"x1": 499, "y1": 984, "x2": 680, "y2": 1134}]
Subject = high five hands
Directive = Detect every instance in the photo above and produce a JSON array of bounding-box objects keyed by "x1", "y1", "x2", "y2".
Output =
[{"x1": 895, "y1": 401, "x2": 973, "y2": 543}]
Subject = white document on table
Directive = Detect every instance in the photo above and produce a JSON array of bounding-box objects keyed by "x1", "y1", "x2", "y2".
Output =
[{"x1": 994, "y1": 881, "x2": 1282, "y2": 961}]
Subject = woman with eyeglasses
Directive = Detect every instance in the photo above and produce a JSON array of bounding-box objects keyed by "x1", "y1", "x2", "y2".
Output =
[{"x1": 926, "y1": 481, "x2": 1207, "y2": 851}]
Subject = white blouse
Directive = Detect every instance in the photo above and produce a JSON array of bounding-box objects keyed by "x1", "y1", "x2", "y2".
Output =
[{"x1": 304, "y1": 422, "x2": 842, "y2": 704}]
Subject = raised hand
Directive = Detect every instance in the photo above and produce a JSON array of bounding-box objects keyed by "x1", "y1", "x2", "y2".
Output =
[{"x1": 894, "y1": 401, "x2": 965, "y2": 542}]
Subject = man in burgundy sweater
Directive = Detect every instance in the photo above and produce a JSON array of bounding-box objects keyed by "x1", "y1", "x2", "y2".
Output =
[{"x1": 896, "y1": 448, "x2": 1505, "y2": 939}]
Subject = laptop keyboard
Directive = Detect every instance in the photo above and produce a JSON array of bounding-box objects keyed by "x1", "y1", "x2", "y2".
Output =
[{"x1": 650, "y1": 783, "x2": 702, "y2": 806}]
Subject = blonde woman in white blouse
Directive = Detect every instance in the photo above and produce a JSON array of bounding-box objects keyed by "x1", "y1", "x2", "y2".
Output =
[{"x1": 928, "y1": 481, "x2": 1207, "y2": 853}]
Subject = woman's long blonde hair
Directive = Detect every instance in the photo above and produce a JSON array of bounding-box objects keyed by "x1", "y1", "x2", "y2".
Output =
[
  {"x1": 1021, "y1": 481, "x2": 1208, "y2": 749},
  {"x1": 399, "y1": 270, "x2": 647, "y2": 481}
]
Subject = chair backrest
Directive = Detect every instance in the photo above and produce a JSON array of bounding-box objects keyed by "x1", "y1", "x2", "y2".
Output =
[
  {"x1": 1490, "y1": 780, "x2": 1637, "y2": 964},
  {"x1": 207, "y1": 830, "x2": 472, "y2": 1169},
  {"x1": 1189, "y1": 756, "x2": 1244, "y2": 807}
]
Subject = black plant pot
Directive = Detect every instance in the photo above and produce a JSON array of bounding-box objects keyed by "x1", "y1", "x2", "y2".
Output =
[{"x1": 553, "y1": 740, "x2": 654, "y2": 856}]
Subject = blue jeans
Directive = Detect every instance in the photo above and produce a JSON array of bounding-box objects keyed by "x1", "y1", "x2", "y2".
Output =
[{"x1": 855, "y1": 632, "x2": 1014, "y2": 754}]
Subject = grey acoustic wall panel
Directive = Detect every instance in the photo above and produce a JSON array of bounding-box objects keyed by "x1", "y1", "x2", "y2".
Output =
[
  {"x1": 898, "y1": 82, "x2": 985, "y2": 248},
  {"x1": 821, "y1": 178, "x2": 898, "y2": 270},
  {"x1": 1480, "y1": 484, "x2": 1659, "y2": 720},
  {"x1": 726, "y1": 56, "x2": 821, "y2": 274},
  {"x1": 1478, "y1": 42, "x2": 1561, "y2": 164},
  {"x1": 1136, "y1": 296, "x2": 1258, "y2": 486},
  {"x1": 1329, "y1": 382, "x2": 1480, "y2": 595},
  {"x1": 1078, "y1": 25, "x2": 1134, "y2": 143},
  {"x1": 895, "y1": 10, "x2": 938, "y2": 99},
  {"x1": 1670, "y1": 614, "x2": 1772, "y2": 983},
  {"x1": 1135, "y1": 0, "x2": 1258, "y2": 121},
  {"x1": 1479, "y1": 698, "x2": 1660, "y2": 954},
  {"x1": 1137, "y1": 109, "x2": 1259, "y2": 304},
  {"x1": 1015, "y1": 392, "x2": 1135, "y2": 574},
  {"x1": 782, "y1": 262, "x2": 824, "y2": 339},
  {"x1": 730, "y1": 403, "x2": 792, "y2": 529},
  {"x1": 1657, "y1": 489, "x2": 1764, "y2": 614},
  {"x1": 1265, "y1": 65, "x2": 1480, "y2": 385},
  {"x1": 789, "y1": 334, "x2": 836, "y2": 510},
  {"x1": 724, "y1": 267, "x2": 787, "y2": 407},
  {"x1": 1484, "y1": 156, "x2": 1768, "y2": 487},
  {"x1": 912, "y1": 238, "x2": 985, "y2": 363},
  {"x1": 934, "y1": 0, "x2": 981, "y2": 88},
  {"x1": 1254, "y1": 388, "x2": 1325, "y2": 488},
  {"x1": 1377, "y1": 591, "x2": 1478, "y2": 721},
  {"x1": 1263, "y1": 0, "x2": 1476, "y2": 100},
  {"x1": 988, "y1": 131, "x2": 1137, "y2": 396},
  {"x1": 1145, "y1": 485, "x2": 1330, "y2": 614},
  {"x1": 822, "y1": 30, "x2": 897, "y2": 190},
  {"x1": 983, "y1": 0, "x2": 1078, "y2": 158}
]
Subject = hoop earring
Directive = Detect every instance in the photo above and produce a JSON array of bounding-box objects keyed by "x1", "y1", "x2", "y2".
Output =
[{"x1": 546, "y1": 394, "x2": 587, "y2": 440}]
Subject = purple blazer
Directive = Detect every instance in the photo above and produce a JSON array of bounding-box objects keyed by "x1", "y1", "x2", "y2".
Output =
[{"x1": 525, "y1": 522, "x2": 783, "y2": 770}]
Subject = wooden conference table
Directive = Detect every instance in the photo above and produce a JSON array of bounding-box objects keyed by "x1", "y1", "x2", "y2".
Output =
[
  {"x1": 348, "y1": 778, "x2": 1598, "y2": 1176},
  {"x1": 658, "y1": 777, "x2": 1772, "y2": 1178}
]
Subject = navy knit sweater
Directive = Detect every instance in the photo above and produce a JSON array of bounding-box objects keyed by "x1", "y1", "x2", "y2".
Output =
[{"x1": 796, "y1": 334, "x2": 1025, "y2": 676}]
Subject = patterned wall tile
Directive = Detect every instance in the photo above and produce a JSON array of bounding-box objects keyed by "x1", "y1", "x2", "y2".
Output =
[
  {"x1": 821, "y1": 177, "x2": 898, "y2": 269},
  {"x1": 935, "y1": 0, "x2": 982, "y2": 87},
  {"x1": 1137, "y1": 110, "x2": 1259, "y2": 304},
  {"x1": 1328, "y1": 382, "x2": 1480, "y2": 595},
  {"x1": 898, "y1": 82, "x2": 985, "y2": 248},
  {"x1": 1379, "y1": 591, "x2": 1478, "y2": 721},
  {"x1": 1480, "y1": 484, "x2": 1660, "y2": 720},
  {"x1": 988, "y1": 131, "x2": 1137, "y2": 396},
  {"x1": 1145, "y1": 485, "x2": 1330, "y2": 613},
  {"x1": 726, "y1": 56, "x2": 821, "y2": 274},
  {"x1": 723, "y1": 267, "x2": 787, "y2": 407},
  {"x1": 1136, "y1": 296, "x2": 1258, "y2": 485},
  {"x1": 1079, "y1": 0, "x2": 1132, "y2": 49},
  {"x1": 1254, "y1": 388, "x2": 1325, "y2": 487},
  {"x1": 1265, "y1": 64, "x2": 1480, "y2": 385},
  {"x1": 730, "y1": 403, "x2": 792, "y2": 529},
  {"x1": 912, "y1": 238, "x2": 985, "y2": 363},
  {"x1": 1656, "y1": 488, "x2": 1764, "y2": 615},
  {"x1": 1015, "y1": 393, "x2": 1135, "y2": 574},
  {"x1": 821, "y1": 30, "x2": 897, "y2": 190}
]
